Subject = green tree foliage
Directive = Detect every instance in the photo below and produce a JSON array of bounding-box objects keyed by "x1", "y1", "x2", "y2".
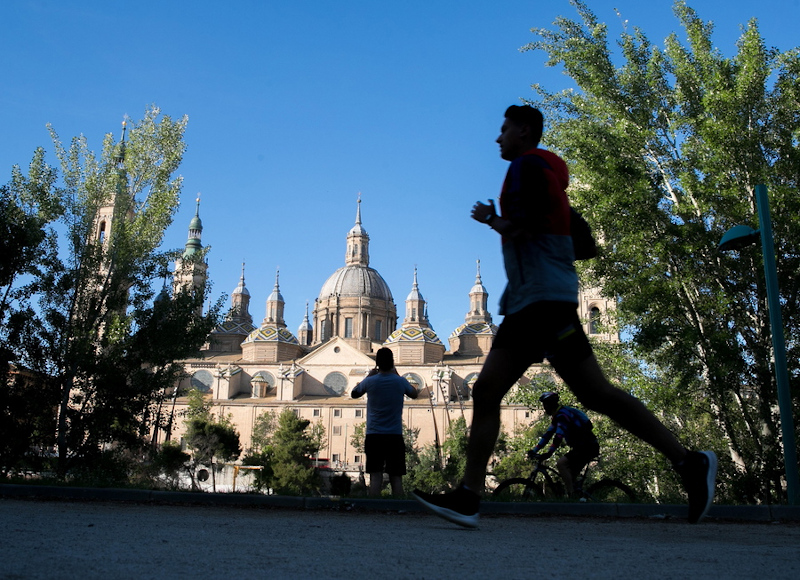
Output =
[
  {"x1": 503, "y1": 343, "x2": 723, "y2": 502},
  {"x1": 241, "y1": 410, "x2": 278, "y2": 492},
  {"x1": 183, "y1": 389, "x2": 241, "y2": 492},
  {"x1": 270, "y1": 409, "x2": 322, "y2": 495},
  {"x1": 0, "y1": 105, "x2": 222, "y2": 480},
  {"x1": 406, "y1": 415, "x2": 507, "y2": 494},
  {"x1": 523, "y1": 0, "x2": 800, "y2": 502}
]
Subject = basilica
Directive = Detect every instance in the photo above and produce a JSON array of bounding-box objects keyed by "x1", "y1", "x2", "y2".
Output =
[{"x1": 167, "y1": 197, "x2": 617, "y2": 472}]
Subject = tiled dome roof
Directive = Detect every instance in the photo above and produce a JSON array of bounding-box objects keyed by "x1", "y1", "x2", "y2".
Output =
[{"x1": 318, "y1": 265, "x2": 393, "y2": 302}]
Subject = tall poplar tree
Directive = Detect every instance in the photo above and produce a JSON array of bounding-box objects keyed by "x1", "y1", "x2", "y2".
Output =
[
  {"x1": 525, "y1": 0, "x2": 800, "y2": 502},
  {"x1": 2, "y1": 105, "x2": 222, "y2": 480}
]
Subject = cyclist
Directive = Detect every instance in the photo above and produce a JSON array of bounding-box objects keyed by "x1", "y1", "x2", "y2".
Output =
[{"x1": 527, "y1": 391, "x2": 599, "y2": 496}]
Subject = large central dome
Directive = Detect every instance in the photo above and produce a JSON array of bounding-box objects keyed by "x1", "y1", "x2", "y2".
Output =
[
  {"x1": 318, "y1": 265, "x2": 393, "y2": 302},
  {"x1": 312, "y1": 197, "x2": 397, "y2": 351}
]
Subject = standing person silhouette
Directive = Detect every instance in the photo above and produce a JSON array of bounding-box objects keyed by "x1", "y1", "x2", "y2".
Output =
[
  {"x1": 352, "y1": 347, "x2": 418, "y2": 497},
  {"x1": 413, "y1": 105, "x2": 716, "y2": 527}
]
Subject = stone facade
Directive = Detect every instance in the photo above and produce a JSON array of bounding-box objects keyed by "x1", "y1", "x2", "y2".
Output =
[{"x1": 163, "y1": 196, "x2": 617, "y2": 475}]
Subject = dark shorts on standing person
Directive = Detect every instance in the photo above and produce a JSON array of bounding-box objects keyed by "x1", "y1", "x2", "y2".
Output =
[
  {"x1": 491, "y1": 301, "x2": 593, "y2": 366},
  {"x1": 365, "y1": 433, "x2": 407, "y2": 475}
]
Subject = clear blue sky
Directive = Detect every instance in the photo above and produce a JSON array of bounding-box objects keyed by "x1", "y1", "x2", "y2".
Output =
[{"x1": 2, "y1": 0, "x2": 798, "y2": 339}]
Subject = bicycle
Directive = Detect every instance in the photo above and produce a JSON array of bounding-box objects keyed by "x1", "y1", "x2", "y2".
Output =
[{"x1": 492, "y1": 455, "x2": 636, "y2": 503}]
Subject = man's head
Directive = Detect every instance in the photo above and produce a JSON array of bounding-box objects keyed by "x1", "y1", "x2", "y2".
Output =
[
  {"x1": 539, "y1": 391, "x2": 560, "y2": 416},
  {"x1": 375, "y1": 347, "x2": 395, "y2": 372},
  {"x1": 496, "y1": 105, "x2": 543, "y2": 161}
]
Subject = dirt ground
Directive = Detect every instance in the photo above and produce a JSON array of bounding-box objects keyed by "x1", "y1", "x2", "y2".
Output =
[{"x1": 2, "y1": 498, "x2": 799, "y2": 579}]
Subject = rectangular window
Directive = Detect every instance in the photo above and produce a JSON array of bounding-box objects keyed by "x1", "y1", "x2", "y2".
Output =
[
  {"x1": 333, "y1": 426, "x2": 342, "y2": 435},
  {"x1": 334, "y1": 409, "x2": 341, "y2": 417},
  {"x1": 332, "y1": 454, "x2": 340, "y2": 462},
  {"x1": 355, "y1": 409, "x2": 363, "y2": 418},
  {"x1": 354, "y1": 455, "x2": 362, "y2": 464},
  {"x1": 312, "y1": 409, "x2": 320, "y2": 417},
  {"x1": 375, "y1": 320, "x2": 382, "y2": 341},
  {"x1": 344, "y1": 317, "x2": 353, "y2": 338}
]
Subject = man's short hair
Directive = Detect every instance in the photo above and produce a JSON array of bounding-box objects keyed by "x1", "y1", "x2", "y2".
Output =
[
  {"x1": 375, "y1": 347, "x2": 394, "y2": 371},
  {"x1": 504, "y1": 105, "x2": 543, "y2": 146}
]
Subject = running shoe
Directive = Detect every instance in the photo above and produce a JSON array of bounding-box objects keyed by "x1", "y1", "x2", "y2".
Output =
[
  {"x1": 412, "y1": 486, "x2": 481, "y2": 528},
  {"x1": 677, "y1": 450, "x2": 718, "y2": 524}
]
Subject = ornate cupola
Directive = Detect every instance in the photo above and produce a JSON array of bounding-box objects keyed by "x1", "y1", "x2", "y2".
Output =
[
  {"x1": 207, "y1": 262, "x2": 256, "y2": 353},
  {"x1": 94, "y1": 119, "x2": 133, "y2": 251},
  {"x1": 241, "y1": 267, "x2": 302, "y2": 363},
  {"x1": 298, "y1": 301, "x2": 313, "y2": 346},
  {"x1": 313, "y1": 194, "x2": 397, "y2": 352},
  {"x1": 264, "y1": 268, "x2": 286, "y2": 327},
  {"x1": 345, "y1": 194, "x2": 369, "y2": 267},
  {"x1": 230, "y1": 262, "x2": 252, "y2": 323},
  {"x1": 183, "y1": 196, "x2": 203, "y2": 259},
  {"x1": 403, "y1": 267, "x2": 429, "y2": 327},
  {"x1": 172, "y1": 195, "x2": 208, "y2": 307},
  {"x1": 466, "y1": 259, "x2": 491, "y2": 325},
  {"x1": 385, "y1": 268, "x2": 445, "y2": 365},
  {"x1": 449, "y1": 260, "x2": 498, "y2": 356}
]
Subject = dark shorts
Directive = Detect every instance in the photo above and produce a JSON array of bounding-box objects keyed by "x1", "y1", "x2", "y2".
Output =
[
  {"x1": 491, "y1": 301, "x2": 593, "y2": 366},
  {"x1": 364, "y1": 433, "x2": 406, "y2": 476},
  {"x1": 565, "y1": 438, "x2": 601, "y2": 472}
]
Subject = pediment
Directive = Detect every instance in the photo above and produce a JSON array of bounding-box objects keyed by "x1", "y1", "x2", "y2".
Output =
[{"x1": 297, "y1": 337, "x2": 376, "y2": 368}]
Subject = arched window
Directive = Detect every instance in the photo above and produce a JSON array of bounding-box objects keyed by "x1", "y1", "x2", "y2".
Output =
[
  {"x1": 462, "y1": 372, "x2": 480, "y2": 400},
  {"x1": 589, "y1": 307, "x2": 602, "y2": 334},
  {"x1": 323, "y1": 372, "x2": 348, "y2": 396},
  {"x1": 190, "y1": 370, "x2": 213, "y2": 393},
  {"x1": 402, "y1": 373, "x2": 425, "y2": 398}
]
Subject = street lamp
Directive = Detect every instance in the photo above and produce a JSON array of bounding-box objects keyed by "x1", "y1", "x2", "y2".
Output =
[{"x1": 718, "y1": 184, "x2": 799, "y2": 505}]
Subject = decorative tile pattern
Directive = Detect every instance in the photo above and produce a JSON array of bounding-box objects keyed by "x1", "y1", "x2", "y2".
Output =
[
  {"x1": 449, "y1": 322, "x2": 498, "y2": 339},
  {"x1": 384, "y1": 327, "x2": 443, "y2": 344},
  {"x1": 242, "y1": 326, "x2": 300, "y2": 345}
]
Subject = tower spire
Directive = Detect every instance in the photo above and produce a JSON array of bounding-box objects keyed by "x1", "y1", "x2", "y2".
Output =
[
  {"x1": 404, "y1": 266, "x2": 429, "y2": 328},
  {"x1": 345, "y1": 192, "x2": 370, "y2": 267},
  {"x1": 229, "y1": 260, "x2": 252, "y2": 324},
  {"x1": 264, "y1": 267, "x2": 286, "y2": 327},
  {"x1": 298, "y1": 300, "x2": 313, "y2": 346},
  {"x1": 465, "y1": 259, "x2": 491, "y2": 324},
  {"x1": 183, "y1": 194, "x2": 203, "y2": 258}
]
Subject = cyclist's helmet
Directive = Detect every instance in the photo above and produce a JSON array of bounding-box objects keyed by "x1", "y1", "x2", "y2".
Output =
[{"x1": 539, "y1": 391, "x2": 559, "y2": 405}]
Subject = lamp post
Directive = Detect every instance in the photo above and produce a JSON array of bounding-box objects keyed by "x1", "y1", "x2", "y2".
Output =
[{"x1": 718, "y1": 184, "x2": 799, "y2": 505}]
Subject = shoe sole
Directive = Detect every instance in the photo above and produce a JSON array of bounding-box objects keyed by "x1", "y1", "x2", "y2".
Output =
[
  {"x1": 412, "y1": 492, "x2": 480, "y2": 529},
  {"x1": 691, "y1": 451, "x2": 718, "y2": 524}
]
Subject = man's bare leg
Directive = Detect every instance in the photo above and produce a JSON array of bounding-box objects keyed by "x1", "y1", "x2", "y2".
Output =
[
  {"x1": 556, "y1": 456, "x2": 575, "y2": 495},
  {"x1": 389, "y1": 475, "x2": 404, "y2": 497},
  {"x1": 368, "y1": 473, "x2": 383, "y2": 497},
  {"x1": 463, "y1": 348, "x2": 531, "y2": 492}
]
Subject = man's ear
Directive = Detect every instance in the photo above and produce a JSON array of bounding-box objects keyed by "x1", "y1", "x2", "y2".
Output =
[{"x1": 518, "y1": 123, "x2": 534, "y2": 143}]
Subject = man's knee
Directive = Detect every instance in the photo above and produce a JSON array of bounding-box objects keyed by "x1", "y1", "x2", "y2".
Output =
[
  {"x1": 574, "y1": 382, "x2": 632, "y2": 416},
  {"x1": 471, "y1": 379, "x2": 505, "y2": 409}
]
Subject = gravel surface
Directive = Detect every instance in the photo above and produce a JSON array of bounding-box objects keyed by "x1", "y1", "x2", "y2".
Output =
[{"x1": 2, "y1": 498, "x2": 799, "y2": 579}]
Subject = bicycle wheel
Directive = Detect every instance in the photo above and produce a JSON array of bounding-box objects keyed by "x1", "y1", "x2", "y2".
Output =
[
  {"x1": 493, "y1": 476, "x2": 562, "y2": 501},
  {"x1": 493, "y1": 478, "x2": 538, "y2": 501},
  {"x1": 585, "y1": 479, "x2": 636, "y2": 503}
]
